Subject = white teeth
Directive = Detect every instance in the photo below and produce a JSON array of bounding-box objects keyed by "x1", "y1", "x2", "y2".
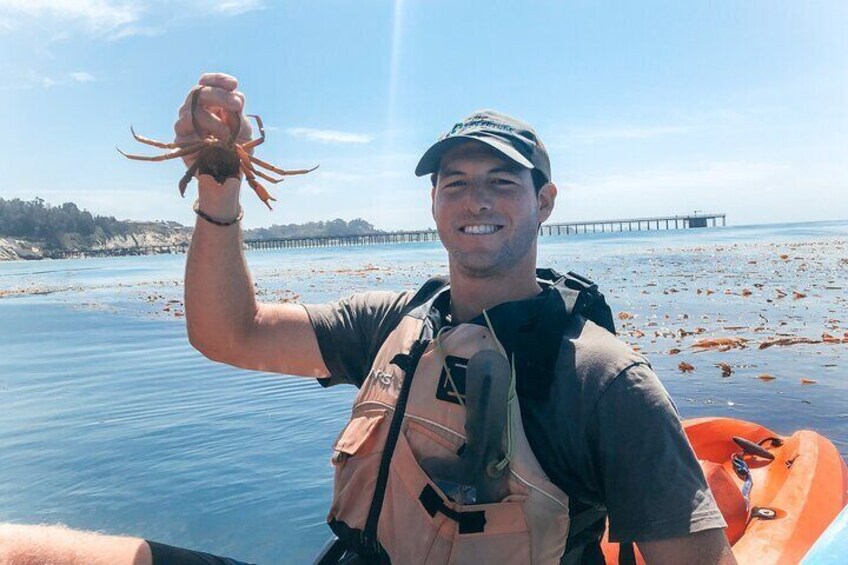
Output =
[{"x1": 462, "y1": 224, "x2": 500, "y2": 234}]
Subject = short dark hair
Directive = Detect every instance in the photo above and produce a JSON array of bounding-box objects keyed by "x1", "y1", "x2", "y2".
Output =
[{"x1": 430, "y1": 169, "x2": 549, "y2": 194}]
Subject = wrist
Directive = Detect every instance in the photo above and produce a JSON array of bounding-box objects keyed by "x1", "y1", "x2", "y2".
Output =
[
  {"x1": 193, "y1": 199, "x2": 243, "y2": 227},
  {"x1": 196, "y1": 174, "x2": 241, "y2": 217}
]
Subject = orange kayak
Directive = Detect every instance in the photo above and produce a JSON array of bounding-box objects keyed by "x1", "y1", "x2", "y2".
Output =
[{"x1": 602, "y1": 417, "x2": 848, "y2": 564}]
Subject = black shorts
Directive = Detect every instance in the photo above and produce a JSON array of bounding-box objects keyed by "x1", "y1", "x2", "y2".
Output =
[{"x1": 147, "y1": 540, "x2": 257, "y2": 565}]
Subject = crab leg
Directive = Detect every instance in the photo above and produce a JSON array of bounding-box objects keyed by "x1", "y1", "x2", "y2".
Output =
[
  {"x1": 240, "y1": 163, "x2": 276, "y2": 210},
  {"x1": 117, "y1": 142, "x2": 205, "y2": 162},
  {"x1": 236, "y1": 144, "x2": 277, "y2": 182},
  {"x1": 130, "y1": 127, "x2": 190, "y2": 149},
  {"x1": 234, "y1": 144, "x2": 253, "y2": 171},
  {"x1": 178, "y1": 160, "x2": 201, "y2": 197},
  {"x1": 235, "y1": 145, "x2": 276, "y2": 209},
  {"x1": 252, "y1": 168, "x2": 285, "y2": 184},
  {"x1": 240, "y1": 115, "x2": 266, "y2": 150},
  {"x1": 250, "y1": 155, "x2": 319, "y2": 177},
  {"x1": 251, "y1": 165, "x2": 285, "y2": 184}
]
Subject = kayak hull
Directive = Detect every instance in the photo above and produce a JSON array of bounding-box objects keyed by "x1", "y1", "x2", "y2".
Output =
[{"x1": 601, "y1": 417, "x2": 848, "y2": 564}]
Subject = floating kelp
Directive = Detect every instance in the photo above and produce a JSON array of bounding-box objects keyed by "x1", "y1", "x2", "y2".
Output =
[{"x1": 692, "y1": 337, "x2": 748, "y2": 351}]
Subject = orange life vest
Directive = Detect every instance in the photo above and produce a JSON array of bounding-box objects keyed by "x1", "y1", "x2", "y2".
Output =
[{"x1": 326, "y1": 271, "x2": 621, "y2": 564}]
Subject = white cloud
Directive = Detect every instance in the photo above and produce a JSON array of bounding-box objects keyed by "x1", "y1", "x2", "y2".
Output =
[
  {"x1": 12, "y1": 69, "x2": 94, "y2": 89},
  {"x1": 547, "y1": 110, "x2": 751, "y2": 149},
  {"x1": 13, "y1": 69, "x2": 60, "y2": 89},
  {"x1": 287, "y1": 127, "x2": 374, "y2": 145},
  {"x1": 548, "y1": 160, "x2": 847, "y2": 225},
  {"x1": 0, "y1": 0, "x2": 141, "y2": 35},
  {"x1": 107, "y1": 24, "x2": 163, "y2": 39},
  {"x1": 566, "y1": 161, "x2": 790, "y2": 195},
  {"x1": 214, "y1": 0, "x2": 263, "y2": 16},
  {"x1": 70, "y1": 71, "x2": 95, "y2": 82},
  {"x1": 0, "y1": 0, "x2": 262, "y2": 40}
]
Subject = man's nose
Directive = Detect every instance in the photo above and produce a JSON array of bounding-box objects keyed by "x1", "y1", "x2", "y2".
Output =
[{"x1": 466, "y1": 182, "x2": 493, "y2": 212}]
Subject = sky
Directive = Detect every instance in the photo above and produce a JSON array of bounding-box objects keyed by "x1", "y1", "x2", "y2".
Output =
[{"x1": 0, "y1": 1, "x2": 846, "y2": 230}]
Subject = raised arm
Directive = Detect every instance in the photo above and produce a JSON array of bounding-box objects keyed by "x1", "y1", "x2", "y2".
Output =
[{"x1": 180, "y1": 73, "x2": 329, "y2": 378}]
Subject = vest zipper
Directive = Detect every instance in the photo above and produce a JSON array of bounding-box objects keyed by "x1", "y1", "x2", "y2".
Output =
[{"x1": 360, "y1": 337, "x2": 430, "y2": 555}]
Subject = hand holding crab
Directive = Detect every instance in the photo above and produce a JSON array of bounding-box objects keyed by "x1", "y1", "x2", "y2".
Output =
[{"x1": 118, "y1": 73, "x2": 317, "y2": 210}]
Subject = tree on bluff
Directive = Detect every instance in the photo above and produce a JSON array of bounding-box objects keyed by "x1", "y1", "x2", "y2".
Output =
[
  {"x1": 0, "y1": 197, "x2": 130, "y2": 248},
  {"x1": 245, "y1": 218, "x2": 382, "y2": 239}
]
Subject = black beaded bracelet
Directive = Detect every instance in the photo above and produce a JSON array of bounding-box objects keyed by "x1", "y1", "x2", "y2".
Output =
[{"x1": 193, "y1": 200, "x2": 243, "y2": 227}]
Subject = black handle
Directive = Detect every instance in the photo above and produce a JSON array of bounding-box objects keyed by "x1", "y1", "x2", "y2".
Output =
[{"x1": 733, "y1": 436, "x2": 775, "y2": 460}]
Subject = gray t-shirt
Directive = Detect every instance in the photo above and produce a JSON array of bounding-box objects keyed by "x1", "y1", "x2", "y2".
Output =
[{"x1": 305, "y1": 288, "x2": 725, "y2": 562}]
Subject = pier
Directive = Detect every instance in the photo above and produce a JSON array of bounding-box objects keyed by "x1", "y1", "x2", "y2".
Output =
[
  {"x1": 244, "y1": 230, "x2": 441, "y2": 250},
  {"x1": 540, "y1": 212, "x2": 726, "y2": 236},
  {"x1": 49, "y1": 212, "x2": 726, "y2": 258}
]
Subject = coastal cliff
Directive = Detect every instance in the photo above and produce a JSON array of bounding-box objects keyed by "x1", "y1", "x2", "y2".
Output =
[{"x1": 0, "y1": 222, "x2": 192, "y2": 261}]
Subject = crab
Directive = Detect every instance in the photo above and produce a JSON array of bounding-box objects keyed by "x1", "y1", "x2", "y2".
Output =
[{"x1": 118, "y1": 88, "x2": 318, "y2": 209}]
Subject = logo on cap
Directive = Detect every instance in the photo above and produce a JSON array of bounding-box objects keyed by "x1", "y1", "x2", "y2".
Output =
[{"x1": 443, "y1": 116, "x2": 522, "y2": 141}]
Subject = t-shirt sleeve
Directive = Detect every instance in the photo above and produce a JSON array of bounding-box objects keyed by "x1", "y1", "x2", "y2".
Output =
[
  {"x1": 588, "y1": 363, "x2": 727, "y2": 543},
  {"x1": 303, "y1": 291, "x2": 412, "y2": 388}
]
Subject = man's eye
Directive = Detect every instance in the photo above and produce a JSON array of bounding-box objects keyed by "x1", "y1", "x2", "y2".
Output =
[
  {"x1": 444, "y1": 180, "x2": 465, "y2": 189},
  {"x1": 493, "y1": 178, "x2": 516, "y2": 186}
]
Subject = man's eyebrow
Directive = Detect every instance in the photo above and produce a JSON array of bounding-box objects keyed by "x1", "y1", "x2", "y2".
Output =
[
  {"x1": 490, "y1": 165, "x2": 524, "y2": 175},
  {"x1": 439, "y1": 168, "x2": 466, "y2": 177}
]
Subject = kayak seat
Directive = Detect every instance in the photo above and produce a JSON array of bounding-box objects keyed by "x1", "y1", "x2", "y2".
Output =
[{"x1": 700, "y1": 460, "x2": 748, "y2": 545}]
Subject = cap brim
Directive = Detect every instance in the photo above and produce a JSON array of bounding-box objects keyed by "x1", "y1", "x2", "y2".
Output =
[{"x1": 415, "y1": 134, "x2": 535, "y2": 177}]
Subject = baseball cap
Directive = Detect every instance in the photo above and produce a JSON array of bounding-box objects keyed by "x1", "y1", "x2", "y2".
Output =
[{"x1": 415, "y1": 109, "x2": 551, "y2": 183}]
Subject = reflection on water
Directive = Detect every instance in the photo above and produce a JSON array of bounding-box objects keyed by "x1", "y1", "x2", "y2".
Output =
[{"x1": 0, "y1": 220, "x2": 846, "y2": 563}]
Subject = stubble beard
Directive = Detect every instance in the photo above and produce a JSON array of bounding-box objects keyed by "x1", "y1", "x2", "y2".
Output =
[{"x1": 448, "y1": 222, "x2": 539, "y2": 280}]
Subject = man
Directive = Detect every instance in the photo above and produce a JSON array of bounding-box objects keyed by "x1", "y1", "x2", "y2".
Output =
[{"x1": 0, "y1": 73, "x2": 734, "y2": 564}]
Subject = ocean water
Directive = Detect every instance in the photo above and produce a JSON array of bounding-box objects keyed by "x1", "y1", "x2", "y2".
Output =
[{"x1": 1, "y1": 220, "x2": 846, "y2": 563}]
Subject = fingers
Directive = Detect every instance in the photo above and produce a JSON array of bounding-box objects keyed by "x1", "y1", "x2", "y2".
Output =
[
  {"x1": 176, "y1": 105, "x2": 232, "y2": 140},
  {"x1": 181, "y1": 85, "x2": 243, "y2": 114},
  {"x1": 199, "y1": 72, "x2": 238, "y2": 92},
  {"x1": 173, "y1": 74, "x2": 251, "y2": 144},
  {"x1": 175, "y1": 108, "x2": 252, "y2": 146}
]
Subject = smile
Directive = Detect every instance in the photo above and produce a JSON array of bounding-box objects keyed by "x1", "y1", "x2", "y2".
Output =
[{"x1": 459, "y1": 224, "x2": 503, "y2": 235}]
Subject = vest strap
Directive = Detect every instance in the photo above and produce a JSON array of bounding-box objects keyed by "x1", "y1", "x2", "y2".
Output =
[
  {"x1": 361, "y1": 338, "x2": 431, "y2": 553},
  {"x1": 418, "y1": 485, "x2": 487, "y2": 534}
]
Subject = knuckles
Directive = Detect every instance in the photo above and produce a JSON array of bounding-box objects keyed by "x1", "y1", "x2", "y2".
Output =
[{"x1": 173, "y1": 77, "x2": 250, "y2": 143}]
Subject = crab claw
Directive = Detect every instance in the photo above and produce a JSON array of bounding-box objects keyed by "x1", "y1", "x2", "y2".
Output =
[
  {"x1": 252, "y1": 183, "x2": 277, "y2": 210},
  {"x1": 179, "y1": 161, "x2": 200, "y2": 197}
]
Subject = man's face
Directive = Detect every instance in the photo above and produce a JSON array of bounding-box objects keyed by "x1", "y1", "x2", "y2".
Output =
[{"x1": 431, "y1": 141, "x2": 555, "y2": 278}]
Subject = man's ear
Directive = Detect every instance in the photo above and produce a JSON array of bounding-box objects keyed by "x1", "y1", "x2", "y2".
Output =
[
  {"x1": 538, "y1": 182, "x2": 557, "y2": 223},
  {"x1": 431, "y1": 185, "x2": 436, "y2": 219}
]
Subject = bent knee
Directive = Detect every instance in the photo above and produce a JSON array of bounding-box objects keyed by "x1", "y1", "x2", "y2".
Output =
[{"x1": 0, "y1": 523, "x2": 152, "y2": 565}]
